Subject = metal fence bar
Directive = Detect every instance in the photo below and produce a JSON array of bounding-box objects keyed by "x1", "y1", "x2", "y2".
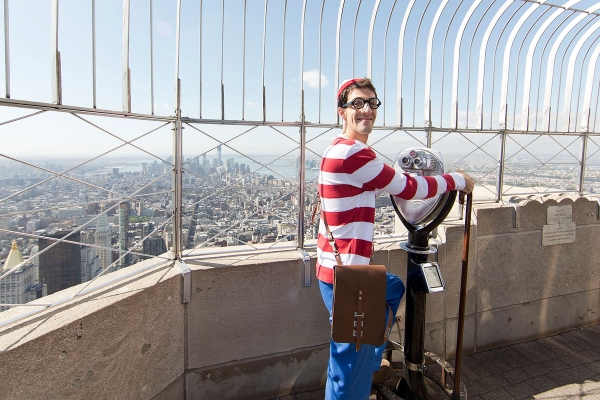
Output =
[
  {"x1": 51, "y1": 0, "x2": 61, "y2": 105},
  {"x1": 438, "y1": 0, "x2": 464, "y2": 127},
  {"x1": 578, "y1": 39, "x2": 600, "y2": 132},
  {"x1": 498, "y1": 129, "x2": 507, "y2": 201},
  {"x1": 281, "y1": 0, "x2": 288, "y2": 122},
  {"x1": 424, "y1": 0, "x2": 450, "y2": 127},
  {"x1": 220, "y1": 0, "x2": 224, "y2": 120},
  {"x1": 242, "y1": 0, "x2": 247, "y2": 120},
  {"x1": 396, "y1": 0, "x2": 416, "y2": 126},
  {"x1": 300, "y1": 0, "x2": 307, "y2": 110},
  {"x1": 199, "y1": 0, "x2": 203, "y2": 118},
  {"x1": 521, "y1": 1, "x2": 574, "y2": 131},
  {"x1": 542, "y1": 10, "x2": 591, "y2": 130},
  {"x1": 553, "y1": 18, "x2": 588, "y2": 131},
  {"x1": 511, "y1": 6, "x2": 549, "y2": 131},
  {"x1": 450, "y1": 0, "x2": 482, "y2": 129},
  {"x1": 563, "y1": 19, "x2": 600, "y2": 132},
  {"x1": 366, "y1": 0, "x2": 381, "y2": 79},
  {"x1": 382, "y1": 0, "x2": 398, "y2": 126},
  {"x1": 575, "y1": 37, "x2": 600, "y2": 131},
  {"x1": 298, "y1": 90, "x2": 306, "y2": 248},
  {"x1": 532, "y1": 7, "x2": 573, "y2": 131},
  {"x1": 476, "y1": 0, "x2": 513, "y2": 130},
  {"x1": 122, "y1": 0, "x2": 131, "y2": 113},
  {"x1": 335, "y1": 0, "x2": 345, "y2": 125},
  {"x1": 150, "y1": 0, "x2": 154, "y2": 115},
  {"x1": 499, "y1": 1, "x2": 540, "y2": 130},
  {"x1": 3, "y1": 0, "x2": 9, "y2": 99},
  {"x1": 413, "y1": 0, "x2": 432, "y2": 127},
  {"x1": 92, "y1": 0, "x2": 96, "y2": 108},
  {"x1": 318, "y1": 0, "x2": 325, "y2": 123},
  {"x1": 351, "y1": 0, "x2": 363, "y2": 78}
]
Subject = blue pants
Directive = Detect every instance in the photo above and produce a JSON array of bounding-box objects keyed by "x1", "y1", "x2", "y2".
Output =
[{"x1": 319, "y1": 273, "x2": 405, "y2": 400}]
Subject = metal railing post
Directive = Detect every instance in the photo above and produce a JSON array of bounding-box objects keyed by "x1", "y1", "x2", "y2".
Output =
[
  {"x1": 51, "y1": 0, "x2": 61, "y2": 105},
  {"x1": 426, "y1": 99, "x2": 432, "y2": 148},
  {"x1": 298, "y1": 90, "x2": 306, "y2": 249},
  {"x1": 580, "y1": 133, "x2": 589, "y2": 195},
  {"x1": 172, "y1": 80, "x2": 183, "y2": 260},
  {"x1": 497, "y1": 129, "x2": 507, "y2": 202}
]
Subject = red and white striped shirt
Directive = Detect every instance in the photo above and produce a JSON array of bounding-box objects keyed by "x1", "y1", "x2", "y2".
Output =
[{"x1": 316, "y1": 134, "x2": 465, "y2": 284}]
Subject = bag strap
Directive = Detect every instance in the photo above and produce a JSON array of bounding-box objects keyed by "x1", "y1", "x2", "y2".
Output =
[
  {"x1": 315, "y1": 196, "x2": 344, "y2": 266},
  {"x1": 316, "y1": 195, "x2": 374, "y2": 264}
]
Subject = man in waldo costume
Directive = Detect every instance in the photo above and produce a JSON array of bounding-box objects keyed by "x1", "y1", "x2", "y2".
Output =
[{"x1": 316, "y1": 78, "x2": 474, "y2": 399}]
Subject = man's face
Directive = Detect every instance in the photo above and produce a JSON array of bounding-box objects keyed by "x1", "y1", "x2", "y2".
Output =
[{"x1": 337, "y1": 87, "x2": 377, "y2": 144}]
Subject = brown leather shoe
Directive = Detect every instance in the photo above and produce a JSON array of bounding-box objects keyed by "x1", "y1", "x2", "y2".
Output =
[{"x1": 372, "y1": 359, "x2": 393, "y2": 384}]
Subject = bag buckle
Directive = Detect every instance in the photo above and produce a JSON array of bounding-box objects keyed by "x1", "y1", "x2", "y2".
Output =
[
  {"x1": 354, "y1": 312, "x2": 364, "y2": 318},
  {"x1": 352, "y1": 330, "x2": 364, "y2": 337}
]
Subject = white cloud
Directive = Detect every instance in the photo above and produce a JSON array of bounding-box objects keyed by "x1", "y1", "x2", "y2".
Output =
[
  {"x1": 156, "y1": 21, "x2": 172, "y2": 37},
  {"x1": 303, "y1": 70, "x2": 329, "y2": 89},
  {"x1": 247, "y1": 101, "x2": 258, "y2": 107}
]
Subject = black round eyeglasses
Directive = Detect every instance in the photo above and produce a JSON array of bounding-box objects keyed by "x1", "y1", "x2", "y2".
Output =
[{"x1": 341, "y1": 97, "x2": 381, "y2": 110}]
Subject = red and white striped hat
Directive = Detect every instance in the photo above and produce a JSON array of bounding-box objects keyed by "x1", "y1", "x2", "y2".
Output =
[{"x1": 336, "y1": 78, "x2": 361, "y2": 103}]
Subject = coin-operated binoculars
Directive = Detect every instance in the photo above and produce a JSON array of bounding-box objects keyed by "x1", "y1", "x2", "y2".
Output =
[{"x1": 390, "y1": 148, "x2": 461, "y2": 399}]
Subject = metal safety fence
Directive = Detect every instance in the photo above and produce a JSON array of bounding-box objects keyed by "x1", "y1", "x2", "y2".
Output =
[{"x1": 1, "y1": 0, "x2": 600, "y2": 319}]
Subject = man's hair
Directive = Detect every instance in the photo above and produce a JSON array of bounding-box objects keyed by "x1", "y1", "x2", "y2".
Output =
[{"x1": 337, "y1": 78, "x2": 378, "y2": 108}]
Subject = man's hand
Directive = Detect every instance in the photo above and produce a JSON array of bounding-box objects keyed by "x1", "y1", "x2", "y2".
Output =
[{"x1": 456, "y1": 169, "x2": 474, "y2": 194}]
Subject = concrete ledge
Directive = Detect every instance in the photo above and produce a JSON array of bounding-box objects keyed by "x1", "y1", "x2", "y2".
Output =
[
  {"x1": 186, "y1": 345, "x2": 328, "y2": 400},
  {"x1": 0, "y1": 258, "x2": 184, "y2": 400},
  {"x1": 476, "y1": 288, "x2": 600, "y2": 351}
]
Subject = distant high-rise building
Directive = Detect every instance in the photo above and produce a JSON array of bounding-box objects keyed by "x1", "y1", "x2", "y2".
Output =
[
  {"x1": 0, "y1": 240, "x2": 45, "y2": 312},
  {"x1": 142, "y1": 162, "x2": 148, "y2": 175},
  {"x1": 56, "y1": 207, "x2": 85, "y2": 221},
  {"x1": 112, "y1": 167, "x2": 119, "y2": 177},
  {"x1": 217, "y1": 145, "x2": 222, "y2": 165},
  {"x1": 26, "y1": 219, "x2": 39, "y2": 233},
  {"x1": 80, "y1": 230, "x2": 100, "y2": 282},
  {"x1": 143, "y1": 236, "x2": 167, "y2": 257},
  {"x1": 95, "y1": 213, "x2": 112, "y2": 272},
  {"x1": 118, "y1": 202, "x2": 129, "y2": 269},
  {"x1": 38, "y1": 230, "x2": 81, "y2": 295}
]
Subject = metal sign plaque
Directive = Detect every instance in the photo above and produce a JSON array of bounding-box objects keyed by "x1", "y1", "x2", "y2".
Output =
[
  {"x1": 542, "y1": 222, "x2": 576, "y2": 246},
  {"x1": 547, "y1": 205, "x2": 572, "y2": 224}
]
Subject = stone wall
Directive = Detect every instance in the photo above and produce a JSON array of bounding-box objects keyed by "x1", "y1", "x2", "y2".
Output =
[{"x1": 0, "y1": 195, "x2": 599, "y2": 399}]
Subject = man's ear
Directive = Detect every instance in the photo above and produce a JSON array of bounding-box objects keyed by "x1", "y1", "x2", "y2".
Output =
[{"x1": 337, "y1": 107, "x2": 346, "y2": 121}]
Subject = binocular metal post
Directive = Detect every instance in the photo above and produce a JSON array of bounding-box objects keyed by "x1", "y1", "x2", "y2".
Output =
[
  {"x1": 388, "y1": 148, "x2": 467, "y2": 400},
  {"x1": 402, "y1": 231, "x2": 433, "y2": 399}
]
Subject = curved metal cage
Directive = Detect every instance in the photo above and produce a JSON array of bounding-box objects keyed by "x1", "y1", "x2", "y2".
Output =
[{"x1": 1, "y1": 0, "x2": 600, "y2": 316}]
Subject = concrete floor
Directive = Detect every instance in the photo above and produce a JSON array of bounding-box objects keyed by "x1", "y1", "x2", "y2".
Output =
[{"x1": 273, "y1": 323, "x2": 600, "y2": 399}]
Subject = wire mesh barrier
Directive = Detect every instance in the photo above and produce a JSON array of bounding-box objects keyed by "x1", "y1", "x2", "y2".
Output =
[{"x1": 1, "y1": 0, "x2": 600, "y2": 321}]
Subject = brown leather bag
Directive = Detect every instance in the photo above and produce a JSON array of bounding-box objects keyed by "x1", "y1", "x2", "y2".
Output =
[
  {"x1": 319, "y1": 199, "x2": 393, "y2": 351},
  {"x1": 332, "y1": 263, "x2": 389, "y2": 350}
]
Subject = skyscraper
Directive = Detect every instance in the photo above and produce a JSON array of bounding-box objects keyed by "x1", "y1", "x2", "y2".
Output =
[
  {"x1": 38, "y1": 230, "x2": 82, "y2": 295},
  {"x1": 95, "y1": 213, "x2": 112, "y2": 272},
  {"x1": 217, "y1": 145, "x2": 222, "y2": 166},
  {"x1": 142, "y1": 236, "x2": 167, "y2": 258},
  {"x1": 80, "y1": 230, "x2": 100, "y2": 282},
  {"x1": 118, "y1": 202, "x2": 129, "y2": 269},
  {"x1": 0, "y1": 240, "x2": 45, "y2": 312}
]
